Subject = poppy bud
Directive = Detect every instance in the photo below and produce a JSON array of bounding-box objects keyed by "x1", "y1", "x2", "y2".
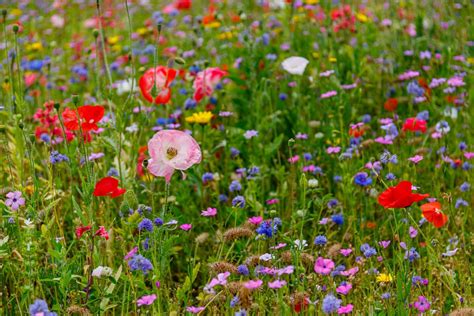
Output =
[
  {"x1": 2, "y1": 9, "x2": 7, "y2": 19},
  {"x1": 92, "y1": 29, "x2": 99, "y2": 38},
  {"x1": 157, "y1": 24, "x2": 162, "y2": 33},
  {"x1": 71, "y1": 94, "x2": 79, "y2": 105},
  {"x1": 54, "y1": 102, "x2": 60, "y2": 111},
  {"x1": 12, "y1": 25, "x2": 19, "y2": 33},
  {"x1": 174, "y1": 57, "x2": 185, "y2": 65},
  {"x1": 142, "y1": 159, "x2": 149, "y2": 168},
  {"x1": 18, "y1": 121, "x2": 24, "y2": 129}
]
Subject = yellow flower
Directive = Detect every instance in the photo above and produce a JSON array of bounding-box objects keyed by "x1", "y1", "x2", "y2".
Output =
[
  {"x1": 217, "y1": 32, "x2": 233, "y2": 40},
  {"x1": 11, "y1": 9, "x2": 22, "y2": 16},
  {"x1": 186, "y1": 111, "x2": 213, "y2": 125},
  {"x1": 108, "y1": 35, "x2": 120, "y2": 45},
  {"x1": 376, "y1": 273, "x2": 393, "y2": 283},
  {"x1": 137, "y1": 27, "x2": 148, "y2": 36},
  {"x1": 305, "y1": 0, "x2": 319, "y2": 4},
  {"x1": 356, "y1": 13, "x2": 369, "y2": 23},
  {"x1": 204, "y1": 22, "x2": 221, "y2": 29},
  {"x1": 467, "y1": 57, "x2": 474, "y2": 64},
  {"x1": 329, "y1": 57, "x2": 337, "y2": 63},
  {"x1": 27, "y1": 42, "x2": 43, "y2": 52}
]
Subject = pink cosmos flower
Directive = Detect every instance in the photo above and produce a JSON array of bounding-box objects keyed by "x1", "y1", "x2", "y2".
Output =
[
  {"x1": 288, "y1": 155, "x2": 300, "y2": 164},
  {"x1": 464, "y1": 152, "x2": 474, "y2": 159},
  {"x1": 277, "y1": 265, "x2": 294, "y2": 276},
  {"x1": 336, "y1": 283, "x2": 352, "y2": 295},
  {"x1": 268, "y1": 280, "x2": 287, "y2": 289},
  {"x1": 180, "y1": 224, "x2": 192, "y2": 231},
  {"x1": 137, "y1": 294, "x2": 157, "y2": 306},
  {"x1": 314, "y1": 257, "x2": 335, "y2": 275},
  {"x1": 248, "y1": 216, "x2": 263, "y2": 225},
  {"x1": 124, "y1": 247, "x2": 138, "y2": 260},
  {"x1": 341, "y1": 267, "x2": 359, "y2": 277},
  {"x1": 147, "y1": 130, "x2": 202, "y2": 183},
  {"x1": 201, "y1": 207, "x2": 217, "y2": 217},
  {"x1": 270, "y1": 242, "x2": 287, "y2": 250},
  {"x1": 244, "y1": 279, "x2": 263, "y2": 289},
  {"x1": 193, "y1": 67, "x2": 227, "y2": 102},
  {"x1": 338, "y1": 304, "x2": 354, "y2": 314},
  {"x1": 321, "y1": 90, "x2": 338, "y2": 99}
]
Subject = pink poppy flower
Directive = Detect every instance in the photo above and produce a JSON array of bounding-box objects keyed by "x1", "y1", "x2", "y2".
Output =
[
  {"x1": 268, "y1": 280, "x2": 287, "y2": 289},
  {"x1": 248, "y1": 216, "x2": 263, "y2": 225},
  {"x1": 137, "y1": 294, "x2": 157, "y2": 306},
  {"x1": 193, "y1": 67, "x2": 227, "y2": 102},
  {"x1": 314, "y1": 257, "x2": 335, "y2": 275},
  {"x1": 244, "y1": 279, "x2": 263, "y2": 289},
  {"x1": 180, "y1": 224, "x2": 192, "y2": 231},
  {"x1": 338, "y1": 304, "x2": 354, "y2": 314},
  {"x1": 94, "y1": 226, "x2": 109, "y2": 240},
  {"x1": 147, "y1": 130, "x2": 202, "y2": 183},
  {"x1": 201, "y1": 207, "x2": 217, "y2": 217}
]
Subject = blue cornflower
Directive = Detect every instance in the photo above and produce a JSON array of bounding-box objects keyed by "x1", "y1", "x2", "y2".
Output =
[
  {"x1": 232, "y1": 196, "x2": 245, "y2": 208},
  {"x1": 459, "y1": 141, "x2": 467, "y2": 151},
  {"x1": 247, "y1": 166, "x2": 260, "y2": 179},
  {"x1": 219, "y1": 194, "x2": 229, "y2": 203},
  {"x1": 327, "y1": 199, "x2": 339, "y2": 209},
  {"x1": 361, "y1": 114, "x2": 371, "y2": 123},
  {"x1": 230, "y1": 147, "x2": 240, "y2": 158},
  {"x1": 279, "y1": 93, "x2": 288, "y2": 101},
  {"x1": 303, "y1": 153, "x2": 312, "y2": 161},
  {"x1": 416, "y1": 110, "x2": 429, "y2": 121},
  {"x1": 455, "y1": 198, "x2": 468, "y2": 208},
  {"x1": 138, "y1": 218, "x2": 153, "y2": 232},
  {"x1": 381, "y1": 292, "x2": 391, "y2": 299},
  {"x1": 229, "y1": 180, "x2": 242, "y2": 192},
  {"x1": 460, "y1": 182, "x2": 470, "y2": 192},
  {"x1": 330, "y1": 264, "x2": 346, "y2": 277},
  {"x1": 405, "y1": 247, "x2": 420, "y2": 262},
  {"x1": 127, "y1": 254, "x2": 153, "y2": 274},
  {"x1": 202, "y1": 172, "x2": 214, "y2": 183},
  {"x1": 333, "y1": 175, "x2": 342, "y2": 182},
  {"x1": 230, "y1": 295, "x2": 240, "y2": 308},
  {"x1": 50, "y1": 151, "x2": 69, "y2": 164},
  {"x1": 256, "y1": 221, "x2": 273, "y2": 238},
  {"x1": 314, "y1": 235, "x2": 327, "y2": 246},
  {"x1": 184, "y1": 98, "x2": 197, "y2": 110},
  {"x1": 360, "y1": 243, "x2": 377, "y2": 258},
  {"x1": 331, "y1": 214, "x2": 344, "y2": 225},
  {"x1": 407, "y1": 81, "x2": 424, "y2": 97},
  {"x1": 237, "y1": 264, "x2": 249, "y2": 275},
  {"x1": 107, "y1": 167, "x2": 119, "y2": 177},
  {"x1": 322, "y1": 294, "x2": 341, "y2": 314},
  {"x1": 354, "y1": 172, "x2": 372, "y2": 186},
  {"x1": 154, "y1": 218, "x2": 163, "y2": 226},
  {"x1": 29, "y1": 299, "x2": 49, "y2": 316}
]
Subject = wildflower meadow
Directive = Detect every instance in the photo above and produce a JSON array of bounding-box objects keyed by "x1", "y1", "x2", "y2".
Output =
[{"x1": 1, "y1": 0, "x2": 473, "y2": 315}]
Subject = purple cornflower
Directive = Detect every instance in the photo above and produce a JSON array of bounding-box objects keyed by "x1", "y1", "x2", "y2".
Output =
[
  {"x1": 413, "y1": 296, "x2": 430, "y2": 313},
  {"x1": 50, "y1": 151, "x2": 69, "y2": 164},
  {"x1": 322, "y1": 294, "x2": 341, "y2": 314},
  {"x1": 229, "y1": 180, "x2": 242, "y2": 192},
  {"x1": 314, "y1": 235, "x2": 327, "y2": 246},
  {"x1": 138, "y1": 218, "x2": 153, "y2": 232},
  {"x1": 232, "y1": 196, "x2": 245, "y2": 208},
  {"x1": 127, "y1": 254, "x2": 153, "y2": 274}
]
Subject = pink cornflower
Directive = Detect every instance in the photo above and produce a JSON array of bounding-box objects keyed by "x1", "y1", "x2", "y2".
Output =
[
  {"x1": 147, "y1": 130, "x2": 202, "y2": 183},
  {"x1": 408, "y1": 155, "x2": 424, "y2": 164},
  {"x1": 186, "y1": 306, "x2": 205, "y2": 314},
  {"x1": 288, "y1": 155, "x2": 300, "y2": 164},
  {"x1": 201, "y1": 207, "x2": 217, "y2": 217},
  {"x1": 321, "y1": 90, "x2": 338, "y2": 99},
  {"x1": 5, "y1": 191, "x2": 25, "y2": 211},
  {"x1": 268, "y1": 280, "x2": 287, "y2": 289},
  {"x1": 137, "y1": 294, "x2": 157, "y2": 306},
  {"x1": 244, "y1": 279, "x2": 263, "y2": 289},
  {"x1": 413, "y1": 296, "x2": 430, "y2": 313},
  {"x1": 314, "y1": 257, "x2": 335, "y2": 275},
  {"x1": 180, "y1": 224, "x2": 192, "y2": 231},
  {"x1": 340, "y1": 248, "x2": 353, "y2": 256},
  {"x1": 208, "y1": 272, "x2": 230, "y2": 288},
  {"x1": 327, "y1": 146, "x2": 341, "y2": 154}
]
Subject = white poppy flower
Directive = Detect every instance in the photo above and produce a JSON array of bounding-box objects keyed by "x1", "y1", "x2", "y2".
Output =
[{"x1": 281, "y1": 56, "x2": 309, "y2": 75}]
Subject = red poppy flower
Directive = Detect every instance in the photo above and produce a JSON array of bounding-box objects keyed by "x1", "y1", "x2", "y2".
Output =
[
  {"x1": 378, "y1": 181, "x2": 428, "y2": 208},
  {"x1": 76, "y1": 225, "x2": 92, "y2": 239},
  {"x1": 93, "y1": 177, "x2": 126, "y2": 198},
  {"x1": 139, "y1": 66, "x2": 177, "y2": 104},
  {"x1": 421, "y1": 202, "x2": 448, "y2": 228},
  {"x1": 62, "y1": 105, "x2": 105, "y2": 132},
  {"x1": 94, "y1": 226, "x2": 109, "y2": 240},
  {"x1": 402, "y1": 117, "x2": 427, "y2": 133},
  {"x1": 384, "y1": 98, "x2": 398, "y2": 112}
]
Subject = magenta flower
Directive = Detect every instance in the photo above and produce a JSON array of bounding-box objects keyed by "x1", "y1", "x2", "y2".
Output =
[
  {"x1": 208, "y1": 272, "x2": 230, "y2": 288},
  {"x1": 137, "y1": 294, "x2": 157, "y2": 306},
  {"x1": 248, "y1": 216, "x2": 263, "y2": 225},
  {"x1": 327, "y1": 146, "x2": 341, "y2": 154},
  {"x1": 340, "y1": 248, "x2": 353, "y2": 256},
  {"x1": 413, "y1": 296, "x2": 430, "y2": 312},
  {"x1": 5, "y1": 191, "x2": 25, "y2": 211},
  {"x1": 338, "y1": 304, "x2": 354, "y2": 314},
  {"x1": 201, "y1": 207, "x2": 217, "y2": 217},
  {"x1": 408, "y1": 155, "x2": 424, "y2": 164},
  {"x1": 321, "y1": 90, "x2": 338, "y2": 99},
  {"x1": 244, "y1": 279, "x2": 263, "y2": 289},
  {"x1": 147, "y1": 130, "x2": 202, "y2": 183},
  {"x1": 124, "y1": 247, "x2": 138, "y2": 260},
  {"x1": 268, "y1": 280, "x2": 287, "y2": 289},
  {"x1": 336, "y1": 282, "x2": 353, "y2": 295},
  {"x1": 341, "y1": 267, "x2": 359, "y2": 277},
  {"x1": 180, "y1": 223, "x2": 192, "y2": 231},
  {"x1": 277, "y1": 265, "x2": 294, "y2": 276},
  {"x1": 314, "y1": 257, "x2": 335, "y2": 275}
]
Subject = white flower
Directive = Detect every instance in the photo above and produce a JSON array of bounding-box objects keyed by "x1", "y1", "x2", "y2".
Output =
[
  {"x1": 92, "y1": 266, "x2": 113, "y2": 278},
  {"x1": 125, "y1": 123, "x2": 138, "y2": 133},
  {"x1": 259, "y1": 253, "x2": 274, "y2": 261},
  {"x1": 116, "y1": 79, "x2": 137, "y2": 96},
  {"x1": 281, "y1": 57, "x2": 309, "y2": 75},
  {"x1": 294, "y1": 239, "x2": 308, "y2": 250},
  {"x1": 308, "y1": 179, "x2": 319, "y2": 188}
]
